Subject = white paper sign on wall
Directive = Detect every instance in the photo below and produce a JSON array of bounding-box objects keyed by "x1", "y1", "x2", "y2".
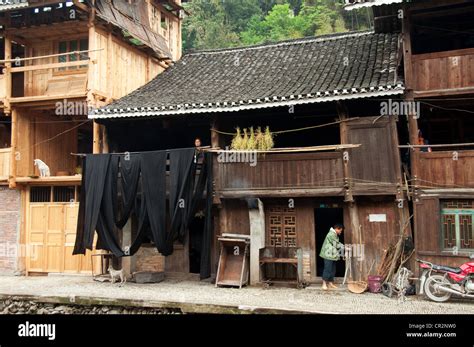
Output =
[{"x1": 369, "y1": 214, "x2": 387, "y2": 222}]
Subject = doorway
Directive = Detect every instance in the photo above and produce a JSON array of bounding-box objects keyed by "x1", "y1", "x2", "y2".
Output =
[
  {"x1": 188, "y1": 214, "x2": 205, "y2": 274},
  {"x1": 315, "y1": 207, "x2": 345, "y2": 277}
]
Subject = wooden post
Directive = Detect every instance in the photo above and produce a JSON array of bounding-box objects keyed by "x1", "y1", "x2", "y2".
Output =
[
  {"x1": 248, "y1": 199, "x2": 265, "y2": 285},
  {"x1": 9, "y1": 108, "x2": 17, "y2": 188},
  {"x1": 401, "y1": 5, "x2": 413, "y2": 90},
  {"x1": 87, "y1": 0, "x2": 96, "y2": 105},
  {"x1": 211, "y1": 117, "x2": 220, "y2": 149},
  {"x1": 106, "y1": 25, "x2": 113, "y2": 100},
  {"x1": 101, "y1": 125, "x2": 109, "y2": 153},
  {"x1": 93, "y1": 121, "x2": 101, "y2": 154},
  {"x1": 121, "y1": 219, "x2": 132, "y2": 278},
  {"x1": 4, "y1": 35, "x2": 12, "y2": 114},
  {"x1": 337, "y1": 102, "x2": 353, "y2": 202}
]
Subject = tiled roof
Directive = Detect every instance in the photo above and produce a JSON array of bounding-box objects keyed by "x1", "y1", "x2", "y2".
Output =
[
  {"x1": 343, "y1": 0, "x2": 404, "y2": 11},
  {"x1": 91, "y1": 31, "x2": 404, "y2": 119},
  {"x1": 0, "y1": 0, "x2": 29, "y2": 11}
]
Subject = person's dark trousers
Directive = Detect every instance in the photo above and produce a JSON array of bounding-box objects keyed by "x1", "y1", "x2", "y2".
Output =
[{"x1": 322, "y1": 259, "x2": 337, "y2": 282}]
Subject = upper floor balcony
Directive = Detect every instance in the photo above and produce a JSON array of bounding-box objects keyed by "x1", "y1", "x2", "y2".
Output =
[{"x1": 412, "y1": 48, "x2": 474, "y2": 98}]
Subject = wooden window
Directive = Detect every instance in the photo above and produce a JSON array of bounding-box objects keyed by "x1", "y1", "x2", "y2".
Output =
[
  {"x1": 57, "y1": 38, "x2": 88, "y2": 71},
  {"x1": 161, "y1": 11, "x2": 168, "y2": 35},
  {"x1": 267, "y1": 207, "x2": 297, "y2": 248},
  {"x1": 30, "y1": 186, "x2": 78, "y2": 203},
  {"x1": 441, "y1": 200, "x2": 474, "y2": 251}
]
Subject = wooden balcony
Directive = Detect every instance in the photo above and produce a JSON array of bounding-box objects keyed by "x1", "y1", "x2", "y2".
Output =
[
  {"x1": 214, "y1": 151, "x2": 346, "y2": 198},
  {"x1": 0, "y1": 148, "x2": 11, "y2": 181},
  {"x1": 414, "y1": 150, "x2": 474, "y2": 190},
  {"x1": 412, "y1": 48, "x2": 474, "y2": 97}
]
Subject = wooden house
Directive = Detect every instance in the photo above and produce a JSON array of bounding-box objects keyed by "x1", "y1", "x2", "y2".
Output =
[
  {"x1": 347, "y1": 0, "x2": 474, "y2": 271},
  {"x1": 0, "y1": 0, "x2": 183, "y2": 275},
  {"x1": 90, "y1": 31, "x2": 410, "y2": 283}
]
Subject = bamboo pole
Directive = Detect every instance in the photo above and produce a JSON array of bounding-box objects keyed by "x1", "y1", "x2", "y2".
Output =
[{"x1": 0, "y1": 48, "x2": 104, "y2": 64}]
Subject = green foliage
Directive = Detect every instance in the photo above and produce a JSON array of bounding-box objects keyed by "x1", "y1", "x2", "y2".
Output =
[{"x1": 183, "y1": 0, "x2": 372, "y2": 51}]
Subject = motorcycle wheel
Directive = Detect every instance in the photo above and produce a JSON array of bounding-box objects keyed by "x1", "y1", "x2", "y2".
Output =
[{"x1": 424, "y1": 275, "x2": 452, "y2": 302}]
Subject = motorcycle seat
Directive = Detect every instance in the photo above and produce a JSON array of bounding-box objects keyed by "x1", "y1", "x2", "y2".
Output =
[{"x1": 433, "y1": 264, "x2": 462, "y2": 274}]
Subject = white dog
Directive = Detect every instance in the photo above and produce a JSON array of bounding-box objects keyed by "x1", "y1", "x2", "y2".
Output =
[
  {"x1": 108, "y1": 265, "x2": 126, "y2": 286},
  {"x1": 33, "y1": 159, "x2": 50, "y2": 177}
]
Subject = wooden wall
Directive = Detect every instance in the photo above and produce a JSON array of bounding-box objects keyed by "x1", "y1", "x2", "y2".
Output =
[
  {"x1": 22, "y1": 24, "x2": 89, "y2": 97},
  {"x1": 412, "y1": 48, "x2": 474, "y2": 93},
  {"x1": 345, "y1": 116, "x2": 399, "y2": 186},
  {"x1": 351, "y1": 198, "x2": 400, "y2": 277},
  {"x1": 16, "y1": 110, "x2": 78, "y2": 177},
  {"x1": 216, "y1": 152, "x2": 344, "y2": 191},
  {"x1": 414, "y1": 196, "x2": 471, "y2": 271},
  {"x1": 415, "y1": 150, "x2": 474, "y2": 188},
  {"x1": 92, "y1": 28, "x2": 165, "y2": 101}
]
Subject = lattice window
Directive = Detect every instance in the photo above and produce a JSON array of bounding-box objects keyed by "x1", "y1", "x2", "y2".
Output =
[
  {"x1": 441, "y1": 200, "x2": 474, "y2": 251},
  {"x1": 267, "y1": 207, "x2": 296, "y2": 247}
]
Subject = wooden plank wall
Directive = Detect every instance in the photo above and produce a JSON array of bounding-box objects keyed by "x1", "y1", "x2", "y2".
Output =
[
  {"x1": 416, "y1": 151, "x2": 474, "y2": 188},
  {"x1": 344, "y1": 198, "x2": 400, "y2": 280},
  {"x1": 16, "y1": 110, "x2": 78, "y2": 177},
  {"x1": 412, "y1": 48, "x2": 474, "y2": 92},
  {"x1": 0, "y1": 148, "x2": 11, "y2": 180},
  {"x1": 217, "y1": 152, "x2": 344, "y2": 190},
  {"x1": 412, "y1": 196, "x2": 472, "y2": 271},
  {"x1": 93, "y1": 28, "x2": 165, "y2": 100},
  {"x1": 23, "y1": 29, "x2": 89, "y2": 97},
  {"x1": 346, "y1": 117, "x2": 398, "y2": 185}
]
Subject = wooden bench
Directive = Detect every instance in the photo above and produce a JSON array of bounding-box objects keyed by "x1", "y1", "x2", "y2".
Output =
[{"x1": 259, "y1": 246, "x2": 307, "y2": 288}]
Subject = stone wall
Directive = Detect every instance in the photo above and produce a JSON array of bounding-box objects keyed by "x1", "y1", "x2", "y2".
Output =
[{"x1": 0, "y1": 187, "x2": 21, "y2": 274}]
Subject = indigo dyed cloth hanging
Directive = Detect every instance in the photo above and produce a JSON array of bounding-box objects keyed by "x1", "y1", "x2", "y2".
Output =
[{"x1": 74, "y1": 149, "x2": 214, "y2": 279}]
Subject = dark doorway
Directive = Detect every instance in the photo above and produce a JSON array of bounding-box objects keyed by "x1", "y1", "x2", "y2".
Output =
[
  {"x1": 315, "y1": 207, "x2": 345, "y2": 277},
  {"x1": 188, "y1": 214, "x2": 205, "y2": 274}
]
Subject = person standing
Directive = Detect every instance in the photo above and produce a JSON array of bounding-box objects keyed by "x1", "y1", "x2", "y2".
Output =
[{"x1": 319, "y1": 224, "x2": 344, "y2": 290}]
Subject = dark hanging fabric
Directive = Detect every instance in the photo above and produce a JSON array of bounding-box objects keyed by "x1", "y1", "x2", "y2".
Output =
[
  {"x1": 200, "y1": 152, "x2": 213, "y2": 279},
  {"x1": 74, "y1": 148, "x2": 214, "y2": 280},
  {"x1": 73, "y1": 157, "x2": 87, "y2": 255},
  {"x1": 115, "y1": 155, "x2": 141, "y2": 228},
  {"x1": 95, "y1": 155, "x2": 125, "y2": 257},
  {"x1": 137, "y1": 151, "x2": 168, "y2": 254},
  {"x1": 169, "y1": 148, "x2": 196, "y2": 243},
  {"x1": 73, "y1": 154, "x2": 111, "y2": 255}
]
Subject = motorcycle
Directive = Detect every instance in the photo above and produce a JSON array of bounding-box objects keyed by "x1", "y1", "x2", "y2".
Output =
[{"x1": 417, "y1": 255, "x2": 474, "y2": 302}]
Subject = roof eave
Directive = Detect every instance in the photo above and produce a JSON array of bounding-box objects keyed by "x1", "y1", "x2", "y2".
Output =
[
  {"x1": 90, "y1": 88, "x2": 405, "y2": 120},
  {"x1": 343, "y1": 0, "x2": 403, "y2": 11}
]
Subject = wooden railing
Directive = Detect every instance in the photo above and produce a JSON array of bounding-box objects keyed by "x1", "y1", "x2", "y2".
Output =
[
  {"x1": 412, "y1": 48, "x2": 474, "y2": 96},
  {"x1": 214, "y1": 151, "x2": 346, "y2": 198},
  {"x1": 414, "y1": 150, "x2": 474, "y2": 188},
  {"x1": 0, "y1": 148, "x2": 11, "y2": 181}
]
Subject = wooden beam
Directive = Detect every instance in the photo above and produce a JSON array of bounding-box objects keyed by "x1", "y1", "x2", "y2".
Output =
[
  {"x1": 218, "y1": 188, "x2": 345, "y2": 199},
  {"x1": 4, "y1": 35, "x2": 12, "y2": 114},
  {"x1": 10, "y1": 94, "x2": 86, "y2": 104},
  {"x1": 10, "y1": 60, "x2": 91, "y2": 73},
  {"x1": 414, "y1": 87, "x2": 474, "y2": 98},
  {"x1": 9, "y1": 108, "x2": 18, "y2": 189}
]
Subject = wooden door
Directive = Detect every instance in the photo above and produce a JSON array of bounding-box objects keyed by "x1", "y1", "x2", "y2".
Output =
[{"x1": 27, "y1": 202, "x2": 95, "y2": 274}]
